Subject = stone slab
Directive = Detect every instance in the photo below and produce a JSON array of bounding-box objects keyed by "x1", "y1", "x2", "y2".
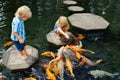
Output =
[
  {"x1": 63, "y1": 0, "x2": 77, "y2": 5},
  {"x1": 68, "y1": 13, "x2": 110, "y2": 30},
  {"x1": 46, "y1": 31, "x2": 72, "y2": 46},
  {"x1": 68, "y1": 6, "x2": 84, "y2": 12},
  {"x1": 2, "y1": 45, "x2": 38, "y2": 70}
]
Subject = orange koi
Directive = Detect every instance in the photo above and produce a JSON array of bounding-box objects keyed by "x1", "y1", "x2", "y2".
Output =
[
  {"x1": 3, "y1": 41, "x2": 13, "y2": 47},
  {"x1": 74, "y1": 34, "x2": 85, "y2": 41}
]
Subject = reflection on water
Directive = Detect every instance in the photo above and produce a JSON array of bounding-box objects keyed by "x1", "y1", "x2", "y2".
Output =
[
  {"x1": 0, "y1": 0, "x2": 120, "y2": 80},
  {"x1": 88, "y1": 0, "x2": 112, "y2": 14},
  {"x1": 0, "y1": 1, "x2": 7, "y2": 28}
]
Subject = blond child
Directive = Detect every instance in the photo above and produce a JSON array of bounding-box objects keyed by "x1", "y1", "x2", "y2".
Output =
[
  {"x1": 54, "y1": 16, "x2": 70, "y2": 40},
  {"x1": 11, "y1": 5, "x2": 32, "y2": 60}
]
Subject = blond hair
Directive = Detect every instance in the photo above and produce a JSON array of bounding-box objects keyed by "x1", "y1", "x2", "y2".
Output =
[
  {"x1": 56, "y1": 16, "x2": 70, "y2": 30},
  {"x1": 15, "y1": 5, "x2": 32, "y2": 18}
]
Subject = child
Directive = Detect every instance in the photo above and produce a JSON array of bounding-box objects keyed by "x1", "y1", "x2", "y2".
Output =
[
  {"x1": 54, "y1": 16, "x2": 70, "y2": 40},
  {"x1": 11, "y1": 5, "x2": 32, "y2": 60}
]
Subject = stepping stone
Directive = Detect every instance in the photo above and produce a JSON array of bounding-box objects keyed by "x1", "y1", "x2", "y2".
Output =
[
  {"x1": 68, "y1": 13, "x2": 109, "y2": 30},
  {"x1": 2, "y1": 45, "x2": 38, "y2": 70},
  {"x1": 68, "y1": 6, "x2": 84, "y2": 12},
  {"x1": 63, "y1": 0, "x2": 77, "y2": 5},
  {"x1": 46, "y1": 31, "x2": 72, "y2": 46}
]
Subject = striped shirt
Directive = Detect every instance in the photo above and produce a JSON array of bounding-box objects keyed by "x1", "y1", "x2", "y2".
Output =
[{"x1": 11, "y1": 16, "x2": 26, "y2": 41}]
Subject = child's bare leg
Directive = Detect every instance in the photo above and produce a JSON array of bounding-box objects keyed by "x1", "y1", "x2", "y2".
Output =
[
  {"x1": 56, "y1": 32, "x2": 60, "y2": 39},
  {"x1": 20, "y1": 50, "x2": 27, "y2": 60},
  {"x1": 24, "y1": 47, "x2": 31, "y2": 56},
  {"x1": 56, "y1": 34, "x2": 60, "y2": 39}
]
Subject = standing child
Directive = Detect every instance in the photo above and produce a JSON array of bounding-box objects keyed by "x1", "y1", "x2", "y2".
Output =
[
  {"x1": 11, "y1": 5, "x2": 32, "y2": 60},
  {"x1": 54, "y1": 16, "x2": 70, "y2": 40}
]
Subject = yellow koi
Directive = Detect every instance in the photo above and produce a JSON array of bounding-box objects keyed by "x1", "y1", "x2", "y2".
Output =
[
  {"x1": 41, "y1": 51, "x2": 55, "y2": 58},
  {"x1": 71, "y1": 46, "x2": 94, "y2": 54},
  {"x1": 46, "y1": 67, "x2": 56, "y2": 80},
  {"x1": 65, "y1": 58, "x2": 75, "y2": 77},
  {"x1": 75, "y1": 51, "x2": 82, "y2": 59},
  {"x1": 24, "y1": 77, "x2": 36, "y2": 80}
]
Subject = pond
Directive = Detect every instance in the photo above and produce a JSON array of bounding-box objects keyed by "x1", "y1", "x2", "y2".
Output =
[{"x1": 0, "y1": 0, "x2": 120, "y2": 80}]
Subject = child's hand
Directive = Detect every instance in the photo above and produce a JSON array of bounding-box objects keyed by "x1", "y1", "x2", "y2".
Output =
[
  {"x1": 19, "y1": 39, "x2": 24, "y2": 44},
  {"x1": 65, "y1": 34, "x2": 70, "y2": 39}
]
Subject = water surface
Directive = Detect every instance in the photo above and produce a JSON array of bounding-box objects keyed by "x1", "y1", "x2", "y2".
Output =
[{"x1": 0, "y1": 0, "x2": 120, "y2": 80}]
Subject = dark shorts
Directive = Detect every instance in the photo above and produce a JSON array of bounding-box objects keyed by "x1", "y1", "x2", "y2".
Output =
[{"x1": 13, "y1": 41, "x2": 25, "y2": 51}]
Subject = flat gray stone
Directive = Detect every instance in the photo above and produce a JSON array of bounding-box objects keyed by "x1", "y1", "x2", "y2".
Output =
[
  {"x1": 68, "y1": 13, "x2": 110, "y2": 30},
  {"x1": 2, "y1": 45, "x2": 38, "y2": 70},
  {"x1": 68, "y1": 6, "x2": 84, "y2": 12},
  {"x1": 63, "y1": 0, "x2": 77, "y2": 5},
  {"x1": 46, "y1": 31, "x2": 72, "y2": 46}
]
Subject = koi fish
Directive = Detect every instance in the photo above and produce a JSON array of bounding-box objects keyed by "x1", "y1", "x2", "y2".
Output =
[
  {"x1": 57, "y1": 58, "x2": 64, "y2": 80},
  {"x1": 56, "y1": 46, "x2": 65, "y2": 80},
  {"x1": 52, "y1": 63, "x2": 59, "y2": 76},
  {"x1": 57, "y1": 46, "x2": 64, "y2": 57},
  {"x1": 70, "y1": 46, "x2": 94, "y2": 54},
  {"x1": 65, "y1": 46, "x2": 76, "y2": 58},
  {"x1": 65, "y1": 45, "x2": 82, "y2": 59},
  {"x1": 24, "y1": 77, "x2": 36, "y2": 80},
  {"x1": 46, "y1": 67, "x2": 56, "y2": 80},
  {"x1": 0, "y1": 75, "x2": 6, "y2": 79},
  {"x1": 41, "y1": 51, "x2": 55, "y2": 58},
  {"x1": 88, "y1": 70, "x2": 119, "y2": 78},
  {"x1": 65, "y1": 58, "x2": 75, "y2": 77},
  {"x1": 48, "y1": 61, "x2": 59, "y2": 76},
  {"x1": 77, "y1": 41, "x2": 83, "y2": 48},
  {"x1": 78, "y1": 55, "x2": 102, "y2": 66},
  {"x1": 73, "y1": 34, "x2": 85, "y2": 41},
  {"x1": 66, "y1": 48, "x2": 79, "y2": 61},
  {"x1": 74, "y1": 51, "x2": 82, "y2": 59},
  {"x1": 3, "y1": 41, "x2": 13, "y2": 47}
]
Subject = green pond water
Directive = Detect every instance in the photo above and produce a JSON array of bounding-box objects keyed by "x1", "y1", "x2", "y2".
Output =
[{"x1": 0, "y1": 0, "x2": 120, "y2": 80}]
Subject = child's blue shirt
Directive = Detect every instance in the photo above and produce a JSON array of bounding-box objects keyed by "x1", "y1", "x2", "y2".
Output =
[
  {"x1": 54, "y1": 24, "x2": 60, "y2": 33},
  {"x1": 11, "y1": 16, "x2": 26, "y2": 41}
]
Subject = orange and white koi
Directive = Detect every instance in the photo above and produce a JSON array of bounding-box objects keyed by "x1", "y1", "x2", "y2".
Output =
[
  {"x1": 77, "y1": 55, "x2": 102, "y2": 66},
  {"x1": 57, "y1": 58, "x2": 64, "y2": 80},
  {"x1": 56, "y1": 46, "x2": 65, "y2": 80}
]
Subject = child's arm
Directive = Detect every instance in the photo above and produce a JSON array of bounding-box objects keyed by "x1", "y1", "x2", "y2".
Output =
[
  {"x1": 57, "y1": 27, "x2": 69, "y2": 39},
  {"x1": 13, "y1": 32, "x2": 24, "y2": 44}
]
